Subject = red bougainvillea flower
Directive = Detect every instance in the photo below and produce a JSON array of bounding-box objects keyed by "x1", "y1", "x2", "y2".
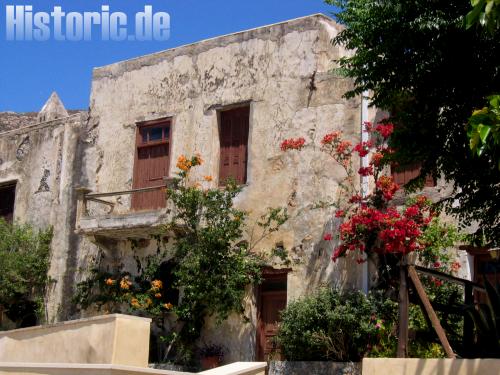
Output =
[
  {"x1": 336, "y1": 140, "x2": 352, "y2": 155},
  {"x1": 376, "y1": 176, "x2": 399, "y2": 201},
  {"x1": 324, "y1": 233, "x2": 333, "y2": 241},
  {"x1": 353, "y1": 141, "x2": 373, "y2": 157},
  {"x1": 363, "y1": 121, "x2": 373, "y2": 132},
  {"x1": 358, "y1": 166, "x2": 374, "y2": 176},
  {"x1": 371, "y1": 152, "x2": 384, "y2": 166},
  {"x1": 349, "y1": 194, "x2": 363, "y2": 204},
  {"x1": 335, "y1": 210, "x2": 345, "y2": 218},
  {"x1": 321, "y1": 131, "x2": 341, "y2": 145},
  {"x1": 281, "y1": 137, "x2": 306, "y2": 151},
  {"x1": 375, "y1": 123, "x2": 394, "y2": 139},
  {"x1": 405, "y1": 205, "x2": 420, "y2": 218},
  {"x1": 433, "y1": 262, "x2": 441, "y2": 269}
]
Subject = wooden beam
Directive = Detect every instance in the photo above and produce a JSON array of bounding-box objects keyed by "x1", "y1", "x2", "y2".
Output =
[
  {"x1": 414, "y1": 265, "x2": 486, "y2": 293},
  {"x1": 86, "y1": 185, "x2": 166, "y2": 198},
  {"x1": 408, "y1": 266, "x2": 456, "y2": 359},
  {"x1": 397, "y1": 264, "x2": 409, "y2": 358}
]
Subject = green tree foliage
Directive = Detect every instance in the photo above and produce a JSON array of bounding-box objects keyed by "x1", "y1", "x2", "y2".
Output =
[
  {"x1": 328, "y1": 0, "x2": 500, "y2": 246},
  {"x1": 73, "y1": 155, "x2": 288, "y2": 364},
  {"x1": 466, "y1": 0, "x2": 500, "y2": 32},
  {"x1": 468, "y1": 94, "x2": 500, "y2": 169},
  {"x1": 167, "y1": 174, "x2": 287, "y2": 344},
  {"x1": 0, "y1": 219, "x2": 53, "y2": 328}
]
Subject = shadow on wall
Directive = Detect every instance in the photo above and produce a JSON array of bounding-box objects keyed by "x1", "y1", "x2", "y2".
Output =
[{"x1": 303, "y1": 217, "x2": 361, "y2": 293}]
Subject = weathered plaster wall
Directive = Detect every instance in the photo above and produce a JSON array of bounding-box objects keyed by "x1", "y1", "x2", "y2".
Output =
[
  {"x1": 0, "y1": 113, "x2": 85, "y2": 322},
  {"x1": 83, "y1": 14, "x2": 364, "y2": 361}
]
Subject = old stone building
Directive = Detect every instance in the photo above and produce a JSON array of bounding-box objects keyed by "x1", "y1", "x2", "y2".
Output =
[{"x1": 0, "y1": 14, "x2": 474, "y2": 362}]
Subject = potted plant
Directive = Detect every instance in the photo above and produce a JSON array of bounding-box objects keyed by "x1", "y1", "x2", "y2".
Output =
[{"x1": 198, "y1": 343, "x2": 225, "y2": 370}]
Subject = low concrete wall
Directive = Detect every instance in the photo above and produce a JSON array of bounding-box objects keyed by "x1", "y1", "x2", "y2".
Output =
[
  {"x1": 362, "y1": 358, "x2": 500, "y2": 375},
  {"x1": 269, "y1": 361, "x2": 360, "y2": 375},
  {"x1": 0, "y1": 362, "x2": 266, "y2": 375},
  {"x1": 0, "y1": 314, "x2": 151, "y2": 367}
]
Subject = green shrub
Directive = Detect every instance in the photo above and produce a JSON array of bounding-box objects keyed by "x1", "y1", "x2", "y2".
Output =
[
  {"x1": 276, "y1": 288, "x2": 388, "y2": 361},
  {"x1": 0, "y1": 219, "x2": 53, "y2": 328}
]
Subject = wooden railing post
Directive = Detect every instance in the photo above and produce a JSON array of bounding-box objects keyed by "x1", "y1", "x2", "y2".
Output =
[
  {"x1": 397, "y1": 261, "x2": 409, "y2": 358},
  {"x1": 463, "y1": 282, "x2": 474, "y2": 356},
  {"x1": 408, "y1": 266, "x2": 456, "y2": 358}
]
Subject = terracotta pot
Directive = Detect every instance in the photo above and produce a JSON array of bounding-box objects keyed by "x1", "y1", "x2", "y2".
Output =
[{"x1": 200, "y1": 356, "x2": 221, "y2": 370}]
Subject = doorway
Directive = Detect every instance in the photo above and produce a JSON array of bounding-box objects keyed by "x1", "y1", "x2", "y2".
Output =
[{"x1": 256, "y1": 268, "x2": 288, "y2": 361}]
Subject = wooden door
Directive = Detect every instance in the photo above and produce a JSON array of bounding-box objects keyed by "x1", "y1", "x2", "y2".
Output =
[
  {"x1": 219, "y1": 106, "x2": 249, "y2": 185},
  {"x1": 256, "y1": 270, "x2": 287, "y2": 361},
  {"x1": 132, "y1": 120, "x2": 172, "y2": 211}
]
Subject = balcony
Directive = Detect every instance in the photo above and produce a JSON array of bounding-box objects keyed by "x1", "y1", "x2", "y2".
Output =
[{"x1": 75, "y1": 179, "x2": 176, "y2": 240}]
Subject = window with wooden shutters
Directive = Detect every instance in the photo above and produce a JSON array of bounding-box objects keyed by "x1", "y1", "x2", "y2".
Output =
[
  {"x1": 391, "y1": 163, "x2": 435, "y2": 187},
  {"x1": 219, "y1": 106, "x2": 250, "y2": 185},
  {"x1": 132, "y1": 119, "x2": 172, "y2": 211},
  {"x1": 0, "y1": 182, "x2": 16, "y2": 222}
]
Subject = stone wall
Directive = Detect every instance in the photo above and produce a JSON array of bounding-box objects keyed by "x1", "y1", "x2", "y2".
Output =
[
  {"x1": 0, "y1": 112, "x2": 86, "y2": 321},
  {"x1": 0, "y1": 14, "x2": 427, "y2": 363},
  {"x1": 82, "y1": 14, "x2": 366, "y2": 361},
  {"x1": 0, "y1": 112, "x2": 38, "y2": 132}
]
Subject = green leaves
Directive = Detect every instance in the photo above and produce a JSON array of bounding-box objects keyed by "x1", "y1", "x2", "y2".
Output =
[
  {"x1": 466, "y1": 0, "x2": 500, "y2": 32},
  {"x1": 467, "y1": 94, "x2": 500, "y2": 164},
  {"x1": 330, "y1": 0, "x2": 500, "y2": 246},
  {"x1": 0, "y1": 219, "x2": 53, "y2": 327}
]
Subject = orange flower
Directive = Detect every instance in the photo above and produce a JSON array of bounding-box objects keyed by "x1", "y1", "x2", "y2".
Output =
[
  {"x1": 120, "y1": 278, "x2": 132, "y2": 290},
  {"x1": 145, "y1": 298, "x2": 153, "y2": 306},
  {"x1": 204, "y1": 175, "x2": 213, "y2": 182},
  {"x1": 151, "y1": 279, "x2": 163, "y2": 291},
  {"x1": 130, "y1": 298, "x2": 140, "y2": 308},
  {"x1": 163, "y1": 303, "x2": 173, "y2": 310},
  {"x1": 176, "y1": 155, "x2": 192, "y2": 171},
  {"x1": 105, "y1": 278, "x2": 115, "y2": 286},
  {"x1": 155, "y1": 293, "x2": 162, "y2": 298}
]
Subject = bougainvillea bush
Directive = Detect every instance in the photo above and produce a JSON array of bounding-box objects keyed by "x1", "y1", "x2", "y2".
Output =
[
  {"x1": 282, "y1": 120, "x2": 435, "y2": 264},
  {"x1": 282, "y1": 121, "x2": 466, "y2": 358}
]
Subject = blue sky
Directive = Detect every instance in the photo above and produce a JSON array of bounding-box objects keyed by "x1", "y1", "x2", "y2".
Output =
[{"x1": 0, "y1": 1, "x2": 336, "y2": 112}]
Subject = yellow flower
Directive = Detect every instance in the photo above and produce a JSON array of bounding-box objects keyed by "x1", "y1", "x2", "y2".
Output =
[
  {"x1": 105, "y1": 278, "x2": 115, "y2": 286},
  {"x1": 120, "y1": 278, "x2": 132, "y2": 290},
  {"x1": 155, "y1": 293, "x2": 162, "y2": 298},
  {"x1": 204, "y1": 175, "x2": 213, "y2": 182},
  {"x1": 151, "y1": 279, "x2": 163, "y2": 291},
  {"x1": 163, "y1": 303, "x2": 173, "y2": 310}
]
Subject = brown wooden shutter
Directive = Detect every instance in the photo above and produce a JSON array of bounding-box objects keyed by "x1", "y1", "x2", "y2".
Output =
[
  {"x1": 219, "y1": 106, "x2": 249, "y2": 185},
  {"x1": 391, "y1": 163, "x2": 435, "y2": 187},
  {"x1": 132, "y1": 120, "x2": 172, "y2": 210}
]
